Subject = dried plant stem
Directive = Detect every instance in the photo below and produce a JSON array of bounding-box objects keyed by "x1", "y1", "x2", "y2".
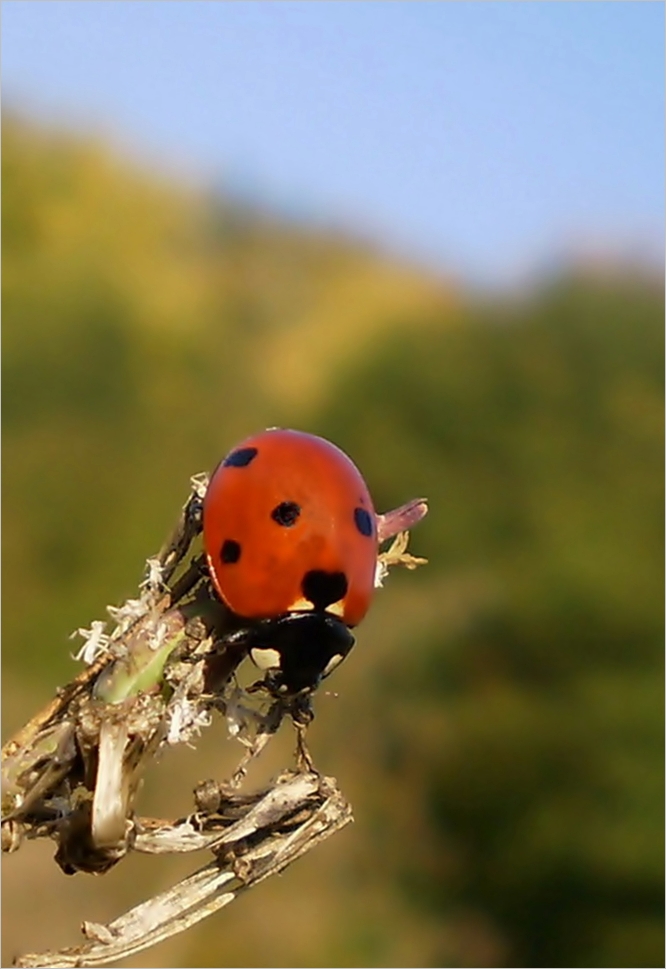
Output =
[
  {"x1": 15, "y1": 773, "x2": 352, "y2": 968},
  {"x1": 4, "y1": 471, "x2": 425, "y2": 967}
]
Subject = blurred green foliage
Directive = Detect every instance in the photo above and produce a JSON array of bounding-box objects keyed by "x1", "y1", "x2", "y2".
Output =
[
  {"x1": 2, "y1": 113, "x2": 663, "y2": 968},
  {"x1": 317, "y1": 278, "x2": 664, "y2": 967}
]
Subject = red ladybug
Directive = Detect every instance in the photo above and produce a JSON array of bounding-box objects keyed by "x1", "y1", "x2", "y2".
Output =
[{"x1": 203, "y1": 428, "x2": 378, "y2": 696}]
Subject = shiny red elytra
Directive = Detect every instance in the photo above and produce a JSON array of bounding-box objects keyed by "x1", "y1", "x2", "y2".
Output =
[
  {"x1": 204, "y1": 428, "x2": 378, "y2": 626},
  {"x1": 203, "y1": 429, "x2": 379, "y2": 695}
]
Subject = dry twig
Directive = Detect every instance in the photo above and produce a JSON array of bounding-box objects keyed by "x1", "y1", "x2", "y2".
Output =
[
  {"x1": 15, "y1": 772, "x2": 352, "y2": 968},
  {"x1": 2, "y1": 473, "x2": 427, "y2": 966}
]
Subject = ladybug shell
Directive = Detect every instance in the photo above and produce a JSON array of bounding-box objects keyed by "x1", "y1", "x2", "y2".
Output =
[{"x1": 203, "y1": 429, "x2": 377, "y2": 626}]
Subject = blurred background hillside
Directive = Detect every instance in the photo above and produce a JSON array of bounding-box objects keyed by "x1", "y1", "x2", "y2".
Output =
[{"x1": 2, "y1": 4, "x2": 664, "y2": 968}]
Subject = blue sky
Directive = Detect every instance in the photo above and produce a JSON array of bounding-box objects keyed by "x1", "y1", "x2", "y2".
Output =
[{"x1": 2, "y1": 1, "x2": 664, "y2": 284}]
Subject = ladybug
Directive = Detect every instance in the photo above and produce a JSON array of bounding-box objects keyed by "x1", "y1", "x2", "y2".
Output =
[{"x1": 203, "y1": 428, "x2": 378, "y2": 696}]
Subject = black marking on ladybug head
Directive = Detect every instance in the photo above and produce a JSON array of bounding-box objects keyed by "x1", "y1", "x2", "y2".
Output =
[
  {"x1": 220, "y1": 539, "x2": 241, "y2": 564},
  {"x1": 271, "y1": 501, "x2": 301, "y2": 527},
  {"x1": 301, "y1": 570, "x2": 348, "y2": 611},
  {"x1": 354, "y1": 507, "x2": 374, "y2": 537},
  {"x1": 223, "y1": 447, "x2": 258, "y2": 468}
]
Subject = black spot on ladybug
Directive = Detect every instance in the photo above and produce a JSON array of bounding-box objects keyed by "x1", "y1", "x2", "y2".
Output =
[
  {"x1": 354, "y1": 507, "x2": 374, "y2": 537},
  {"x1": 223, "y1": 447, "x2": 258, "y2": 468},
  {"x1": 271, "y1": 501, "x2": 301, "y2": 527},
  {"x1": 301, "y1": 570, "x2": 348, "y2": 610},
  {"x1": 220, "y1": 539, "x2": 241, "y2": 564}
]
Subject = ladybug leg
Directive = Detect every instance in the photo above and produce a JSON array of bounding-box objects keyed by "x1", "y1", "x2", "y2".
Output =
[
  {"x1": 245, "y1": 677, "x2": 272, "y2": 695},
  {"x1": 218, "y1": 626, "x2": 255, "y2": 648},
  {"x1": 290, "y1": 694, "x2": 317, "y2": 774},
  {"x1": 294, "y1": 720, "x2": 315, "y2": 773}
]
